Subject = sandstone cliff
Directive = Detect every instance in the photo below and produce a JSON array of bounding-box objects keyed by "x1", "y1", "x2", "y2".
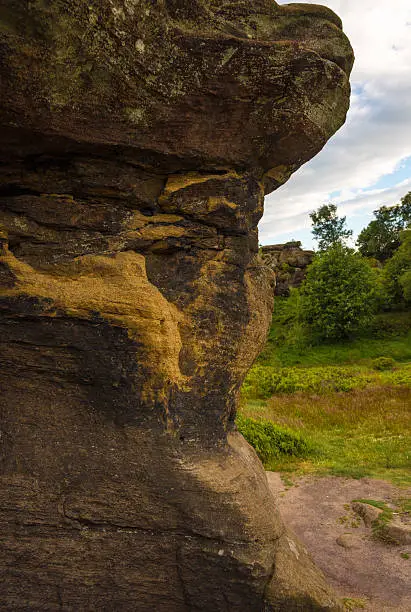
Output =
[
  {"x1": 0, "y1": 1, "x2": 353, "y2": 609},
  {"x1": 262, "y1": 243, "x2": 315, "y2": 296}
]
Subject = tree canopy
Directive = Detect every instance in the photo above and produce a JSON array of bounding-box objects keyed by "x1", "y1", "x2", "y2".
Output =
[
  {"x1": 310, "y1": 203, "x2": 353, "y2": 251},
  {"x1": 299, "y1": 243, "x2": 378, "y2": 340},
  {"x1": 357, "y1": 192, "x2": 411, "y2": 262},
  {"x1": 383, "y1": 229, "x2": 411, "y2": 305}
]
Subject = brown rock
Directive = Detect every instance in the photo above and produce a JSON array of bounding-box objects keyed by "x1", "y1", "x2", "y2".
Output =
[
  {"x1": 261, "y1": 243, "x2": 315, "y2": 296},
  {"x1": 336, "y1": 534, "x2": 362, "y2": 550},
  {"x1": 0, "y1": 1, "x2": 353, "y2": 609},
  {"x1": 380, "y1": 519, "x2": 411, "y2": 545},
  {"x1": 351, "y1": 502, "x2": 384, "y2": 528}
]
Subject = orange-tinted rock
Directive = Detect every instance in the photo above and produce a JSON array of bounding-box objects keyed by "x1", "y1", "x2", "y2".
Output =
[{"x1": 0, "y1": 1, "x2": 353, "y2": 609}]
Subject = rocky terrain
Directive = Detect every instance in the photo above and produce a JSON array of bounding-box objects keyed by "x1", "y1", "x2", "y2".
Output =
[
  {"x1": 261, "y1": 243, "x2": 315, "y2": 296},
  {"x1": 0, "y1": 1, "x2": 353, "y2": 609},
  {"x1": 268, "y1": 474, "x2": 411, "y2": 612}
]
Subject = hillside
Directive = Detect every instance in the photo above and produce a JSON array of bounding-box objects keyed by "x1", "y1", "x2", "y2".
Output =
[{"x1": 239, "y1": 305, "x2": 411, "y2": 485}]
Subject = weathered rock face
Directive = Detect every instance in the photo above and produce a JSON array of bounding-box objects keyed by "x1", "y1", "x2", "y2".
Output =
[
  {"x1": 0, "y1": 1, "x2": 353, "y2": 609},
  {"x1": 262, "y1": 243, "x2": 315, "y2": 296}
]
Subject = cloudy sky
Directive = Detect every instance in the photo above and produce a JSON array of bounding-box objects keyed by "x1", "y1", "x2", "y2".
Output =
[{"x1": 260, "y1": 0, "x2": 411, "y2": 249}]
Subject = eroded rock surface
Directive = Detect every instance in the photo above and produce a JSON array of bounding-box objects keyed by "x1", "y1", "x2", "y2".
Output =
[
  {"x1": 0, "y1": 1, "x2": 353, "y2": 609},
  {"x1": 262, "y1": 242, "x2": 315, "y2": 296}
]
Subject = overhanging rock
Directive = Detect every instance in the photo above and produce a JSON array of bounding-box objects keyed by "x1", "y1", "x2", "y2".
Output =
[{"x1": 0, "y1": 1, "x2": 353, "y2": 609}]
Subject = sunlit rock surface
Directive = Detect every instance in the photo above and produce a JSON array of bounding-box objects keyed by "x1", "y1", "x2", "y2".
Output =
[
  {"x1": 262, "y1": 243, "x2": 315, "y2": 296},
  {"x1": 0, "y1": 1, "x2": 353, "y2": 609}
]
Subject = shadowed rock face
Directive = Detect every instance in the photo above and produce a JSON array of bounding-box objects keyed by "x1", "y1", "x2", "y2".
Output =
[{"x1": 0, "y1": 1, "x2": 353, "y2": 609}]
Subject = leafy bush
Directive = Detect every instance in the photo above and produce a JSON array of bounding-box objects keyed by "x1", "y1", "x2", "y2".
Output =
[
  {"x1": 261, "y1": 292, "x2": 309, "y2": 353},
  {"x1": 299, "y1": 244, "x2": 379, "y2": 340},
  {"x1": 381, "y1": 365, "x2": 411, "y2": 387},
  {"x1": 236, "y1": 415, "x2": 311, "y2": 463},
  {"x1": 366, "y1": 312, "x2": 411, "y2": 338},
  {"x1": 383, "y1": 229, "x2": 411, "y2": 306},
  {"x1": 243, "y1": 365, "x2": 372, "y2": 399},
  {"x1": 372, "y1": 357, "x2": 396, "y2": 371},
  {"x1": 400, "y1": 269, "x2": 411, "y2": 302},
  {"x1": 280, "y1": 262, "x2": 293, "y2": 274}
]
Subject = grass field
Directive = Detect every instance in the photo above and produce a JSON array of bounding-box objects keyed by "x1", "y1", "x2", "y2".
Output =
[
  {"x1": 257, "y1": 308, "x2": 411, "y2": 368},
  {"x1": 238, "y1": 307, "x2": 411, "y2": 485}
]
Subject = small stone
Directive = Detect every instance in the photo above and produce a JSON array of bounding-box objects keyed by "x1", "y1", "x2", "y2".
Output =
[
  {"x1": 336, "y1": 534, "x2": 362, "y2": 549},
  {"x1": 135, "y1": 39, "x2": 145, "y2": 53}
]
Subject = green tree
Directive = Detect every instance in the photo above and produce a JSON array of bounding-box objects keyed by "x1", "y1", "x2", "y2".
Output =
[
  {"x1": 357, "y1": 192, "x2": 411, "y2": 262},
  {"x1": 299, "y1": 243, "x2": 378, "y2": 340},
  {"x1": 383, "y1": 229, "x2": 411, "y2": 306},
  {"x1": 400, "y1": 270, "x2": 411, "y2": 302},
  {"x1": 310, "y1": 203, "x2": 353, "y2": 251}
]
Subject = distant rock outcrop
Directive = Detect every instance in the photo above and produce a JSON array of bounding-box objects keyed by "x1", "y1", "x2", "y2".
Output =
[
  {"x1": 262, "y1": 243, "x2": 315, "y2": 296},
  {"x1": 0, "y1": 1, "x2": 353, "y2": 609}
]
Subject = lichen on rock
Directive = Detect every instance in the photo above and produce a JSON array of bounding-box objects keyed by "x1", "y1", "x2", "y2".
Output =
[{"x1": 0, "y1": 1, "x2": 353, "y2": 609}]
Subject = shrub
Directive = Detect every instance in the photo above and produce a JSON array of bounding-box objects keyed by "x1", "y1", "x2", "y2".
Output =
[
  {"x1": 400, "y1": 269, "x2": 411, "y2": 302},
  {"x1": 236, "y1": 415, "x2": 311, "y2": 463},
  {"x1": 242, "y1": 365, "x2": 372, "y2": 399},
  {"x1": 366, "y1": 312, "x2": 411, "y2": 338},
  {"x1": 383, "y1": 229, "x2": 411, "y2": 306},
  {"x1": 299, "y1": 244, "x2": 379, "y2": 340},
  {"x1": 280, "y1": 262, "x2": 293, "y2": 274},
  {"x1": 262, "y1": 291, "x2": 309, "y2": 352},
  {"x1": 372, "y1": 357, "x2": 396, "y2": 371},
  {"x1": 381, "y1": 366, "x2": 411, "y2": 387}
]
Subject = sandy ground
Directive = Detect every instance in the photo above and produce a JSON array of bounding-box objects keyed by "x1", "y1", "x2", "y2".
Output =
[{"x1": 267, "y1": 473, "x2": 411, "y2": 612}]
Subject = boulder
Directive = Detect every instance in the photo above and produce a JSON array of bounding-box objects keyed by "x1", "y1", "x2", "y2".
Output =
[
  {"x1": 382, "y1": 520, "x2": 411, "y2": 546},
  {"x1": 0, "y1": 1, "x2": 353, "y2": 609},
  {"x1": 336, "y1": 534, "x2": 362, "y2": 550},
  {"x1": 261, "y1": 243, "x2": 315, "y2": 296},
  {"x1": 351, "y1": 502, "x2": 384, "y2": 528},
  {"x1": 352, "y1": 502, "x2": 411, "y2": 545}
]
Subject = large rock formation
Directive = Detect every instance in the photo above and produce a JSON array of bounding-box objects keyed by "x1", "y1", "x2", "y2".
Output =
[
  {"x1": 262, "y1": 243, "x2": 315, "y2": 296},
  {"x1": 0, "y1": 1, "x2": 353, "y2": 609}
]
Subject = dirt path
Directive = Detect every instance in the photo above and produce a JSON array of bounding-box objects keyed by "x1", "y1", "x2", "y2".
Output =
[{"x1": 267, "y1": 473, "x2": 411, "y2": 611}]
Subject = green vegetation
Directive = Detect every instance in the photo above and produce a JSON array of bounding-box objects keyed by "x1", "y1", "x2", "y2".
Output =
[
  {"x1": 352, "y1": 498, "x2": 387, "y2": 510},
  {"x1": 239, "y1": 385, "x2": 410, "y2": 483},
  {"x1": 243, "y1": 362, "x2": 411, "y2": 399},
  {"x1": 258, "y1": 302, "x2": 411, "y2": 368},
  {"x1": 236, "y1": 415, "x2": 311, "y2": 463},
  {"x1": 244, "y1": 365, "x2": 374, "y2": 399},
  {"x1": 310, "y1": 203, "x2": 352, "y2": 251},
  {"x1": 383, "y1": 228, "x2": 411, "y2": 306},
  {"x1": 342, "y1": 597, "x2": 367, "y2": 610},
  {"x1": 371, "y1": 356, "x2": 396, "y2": 371},
  {"x1": 352, "y1": 499, "x2": 400, "y2": 543},
  {"x1": 357, "y1": 192, "x2": 411, "y2": 262},
  {"x1": 238, "y1": 195, "x2": 411, "y2": 484},
  {"x1": 238, "y1": 303, "x2": 411, "y2": 484},
  {"x1": 299, "y1": 244, "x2": 379, "y2": 340}
]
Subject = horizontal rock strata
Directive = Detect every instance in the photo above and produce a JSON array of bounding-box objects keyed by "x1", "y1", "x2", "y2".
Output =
[{"x1": 0, "y1": 1, "x2": 353, "y2": 609}]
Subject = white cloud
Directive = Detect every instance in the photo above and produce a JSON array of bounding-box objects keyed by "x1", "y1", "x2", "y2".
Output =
[{"x1": 261, "y1": 0, "x2": 411, "y2": 245}]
